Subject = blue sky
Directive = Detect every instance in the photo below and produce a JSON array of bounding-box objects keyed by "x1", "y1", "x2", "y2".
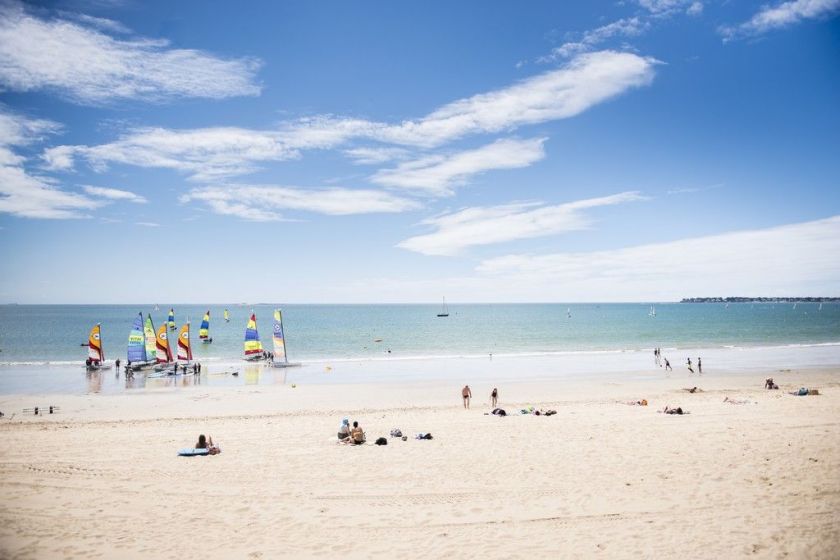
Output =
[{"x1": 1, "y1": 0, "x2": 839, "y2": 303}]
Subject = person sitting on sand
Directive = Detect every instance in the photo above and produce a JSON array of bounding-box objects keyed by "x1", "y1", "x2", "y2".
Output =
[
  {"x1": 349, "y1": 421, "x2": 366, "y2": 445},
  {"x1": 765, "y1": 378, "x2": 779, "y2": 390},
  {"x1": 195, "y1": 434, "x2": 220, "y2": 455},
  {"x1": 661, "y1": 406, "x2": 686, "y2": 415},
  {"x1": 683, "y1": 387, "x2": 703, "y2": 393},
  {"x1": 337, "y1": 418, "x2": 351, "y2": 442},
  {"x1": 625, "y1": 399, "x2": 648, "y2": 406}
]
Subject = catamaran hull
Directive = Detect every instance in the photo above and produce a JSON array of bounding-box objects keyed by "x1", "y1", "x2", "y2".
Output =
[
  {"x1": 85, "y1": 364, "x2": 112, "y2": 371},
  {"x1": 243, "y1": 355, "x2": 267, "y2": 362},
  {"x1": 271, "y1": 362, "x2": 301, "y2": 368},
  {"x1": 200, "y1": 338, "x2": 213, "y2": 344}
]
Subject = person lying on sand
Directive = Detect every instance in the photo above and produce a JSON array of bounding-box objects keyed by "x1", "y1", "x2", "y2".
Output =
[
  {"x1": 789, "y1": 387, "x2": 819, "y2": 396},
  {"x1": 660, "y1": 406, "x2": 687, "y2": 415},
  {"x1": 765, "y1": 378, "x2": 779, "y2": 390},
  {"x1": 337, "y1": 418, "x2": 351, "y2": 442},
  {"x1": 723, "y1": 397, "x2": 753, "y2": 405},
  {"x1": 624, "y1": 399, "x2": 648, "y2": 406},
  {"x1": 349, "y1": 421, "x2": 366, "y2": 445},
  {"x1": 682, "y1": 387, "x2": 703, "y2": 393},
  {"x1": 196, "y1": 434, "x2": 220, "y2": 455}
]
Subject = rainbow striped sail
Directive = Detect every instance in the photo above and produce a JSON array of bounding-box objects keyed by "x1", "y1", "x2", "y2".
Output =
[
  {"x1": 168, "y1": 308, "x2": 176, "y2": 331},
  {"x1": 144, "y1": 314, "x2": 157, "y2": 362},
  {"x1": 244, "y1": 313, "x2": 262, "y2": 358},
  {"x1": 127, "y1": 313, "x2": 147, "y2": 363},
  {"x1": 156, "y1": 323, "x2": 173, "y2": 363},
  {"x1": 177, "y1": 323, "x2": 192, "y2": 361},
  {"x1": 199, "y1": 311, "x2": 211, "y2": 342},
  {"x1": 272, "y1": 309, "x2": 287, "y2": 363},
  {"x1": 88, "y1": 323, "x2": 104, "y2": 362}
]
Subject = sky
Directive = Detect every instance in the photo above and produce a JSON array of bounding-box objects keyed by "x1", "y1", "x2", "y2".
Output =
[{"x1": 0, "y1": 0, "x2": 839, "y2": 303}]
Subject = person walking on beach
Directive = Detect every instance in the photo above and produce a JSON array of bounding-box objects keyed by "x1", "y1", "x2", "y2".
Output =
[
  {"x1": 664, "y1": 358, "x2": 672, "y2": 372},
  {"x1": 654, "y1": 348, "x2": 659, "y2": 366},
  {"x1": 687, "y1": 358, "x2": 694, "y2": 374},
  {"x1": 697, "y1": 358, "x2": 702, "y2": 374},
  {"x1": 462, "y1": 385, "x2": 472, "y2": 409},
  {"x1": 491, "y1": 387, "x2": 498, "y2": 407}
]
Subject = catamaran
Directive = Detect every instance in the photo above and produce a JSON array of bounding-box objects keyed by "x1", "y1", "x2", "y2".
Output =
[
  {"x1": 649, "y1": 305, "x2": 656, "y2": 318},
  {"x1": 244, "y1": 313, "x2": 265, "y2": 361},
  {"x1": 271, "y1": 309, "x2": 300, "y2": 368},
  {"x1": 127, "y1": 312, "x2": 155, "y2": 370},
  {"x1": 154, "y1": 323, "x2": 174, "y2": 367},
  {"x1": 84, "y1": 323, "x2": 111, "y2": 370},
  {"x1": 167, "y1": 308, "x2": 176, "y2": 331},
  {"x1": 437, "y1": 297, "x2": 449, "y2": 317},
  {"x1": 177, "y1": 322, "x2": 193, "y2": 364},
  {"x1": 224, "y1": 309, "x2": 230, "y2": 323},
  {"x1": 199, "y1": 311, "x2": 213, "y2": 344},
  {"x1": 144, "y1": 314, "x2": 157, "y2": 363}
]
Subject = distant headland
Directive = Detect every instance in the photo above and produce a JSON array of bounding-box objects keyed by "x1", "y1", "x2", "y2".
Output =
[{"x1": 680, "y1": 297, "x2": 840, "y2": 303}]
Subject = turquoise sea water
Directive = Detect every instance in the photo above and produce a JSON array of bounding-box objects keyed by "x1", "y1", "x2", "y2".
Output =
[{"x1": 1, "y1": 303, "x2": 838, "y2": 364}]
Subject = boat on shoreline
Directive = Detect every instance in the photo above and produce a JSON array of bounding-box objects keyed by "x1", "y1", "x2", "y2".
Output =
[
  {"x1": 271, "y1": 309, "x2": 300, "y2": 368},
  {"x1": 84, "y1": 323, "x2": 112, "y2": 370},
  {"x1": 126, "y1": 313, "x2": 155, "y2": 370},
  {"x1": 244, "y1": 313, "x2": 266, "y2": 361}
]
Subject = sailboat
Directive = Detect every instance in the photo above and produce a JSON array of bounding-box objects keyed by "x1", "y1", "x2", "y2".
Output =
[
  {"x1": 224, "y1": 309, "x2": 230, "y2": 323},
  {"x1": 819, "y1": 302, "x2": 823, "y2": 311},
  {"x1": 177, "y1": 322, "x2": 193, "y2": 364},
  {"x1": 168, "y1": 308, "x2": 176, "y2": 331},
  {"x1": 144, "y1": 314, "x2": 157, "y2": 363},
  {"x1": 155, "y1": 323, "x2": 173, "y2": 364},
  {"x1": 84, "y1": 323, "x2": 111, "y2": 370},
  {"x1": 271, "y1": 309, "x2": 301, "y2": 368},
  {"x1": 244, "y1": 313, "x2": 265, "y2": 361},
  {"x1": 199, "y1": 311, "x2": 213, "y2": 343},
  {"x1": 437, "y1": 297, "x2": 449, "y2": 317},
  {"x1": 649, "y1": 305, "x2": 656, "y2": 318},
  {"x1": 127, "y1": 312, "x2": 154, "y2": 369}
]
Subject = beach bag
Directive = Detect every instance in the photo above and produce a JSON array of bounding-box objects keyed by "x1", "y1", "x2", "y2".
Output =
[
  {"x1": 390, "y1": 428, "x2": 402, "y2": 437},
  {"x1": 375, "y1": 437, "x2": 388, "y2": 446}
]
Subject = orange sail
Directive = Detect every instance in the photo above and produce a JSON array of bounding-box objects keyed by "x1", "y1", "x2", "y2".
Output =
[
  {"x1": 177, "y1": 323, "x2": 192, "y2": 361},
  {"x1": 156, "y1": 323, "x2": 173, "y2": 363},
  {"x1": 88, "y1": 323, "x2": 104, "y2": 362}
]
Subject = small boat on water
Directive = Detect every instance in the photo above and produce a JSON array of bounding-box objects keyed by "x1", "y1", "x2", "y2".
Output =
[
  {"x1": 271, "y1": 308, "x2": 300, "y2": 368},
  {"x1": 224, "y1": 309, "x2": 230, "y2": 323},
  {"x1": 649, "y1": 305, "x2": 656, "y2": 318},
  {"x1": 199, "y1": 311, "x2": 213, "y2": 344},
  {"x1": 84, "y1": 323, "x2": 112, "y2": 370},
  {"x1": 126, "y1": 313, "x2": 155, "y2": 370},
  {"x1": 167, "y1": 308, "x2": 176, "y2": 331},
  {"x1": 437, "y1": 297, "x2": 449, "y2": 317},
  {"x1": 244, "y1": 313, "x2": 266, "y2": 361}
]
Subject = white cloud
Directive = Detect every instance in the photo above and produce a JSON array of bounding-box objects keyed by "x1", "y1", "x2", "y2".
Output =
[
  {"x1": 81, "y1": 185, "x2": 147, "y2": 203},
  {"x1": 343, "y1": 146, "x2": 410, "y2": 165},
  {"x1": 541, "y1": 18, "x2": 648, "y2": 62},
  {"x1": 687, "y1": 2, "x2": 704, "y2": 16},
  {"x1": 135, "y1": 221, "x2": 160, "y2": 227},
  {"x1": 371, "y1": 138, "x2": 547, "y2": 195},
  {"x1": 0, "y1": 2, "x2": 261, "y2": 103},
  {"x1": 398, "y1": 192, "x2": 643, "y2": 256},
  {"x1": 0, "y1": 108, "x2": 102, "y2": 219},
  {"x1": 48, "y1": 50, "x2": 657, "y2": 180},
  {"x1": 181, "y1": 184, "x2": 421, "y2": 221},
  {"x1": 637, "y1": 0, "x2": 701, "y2": 16},
  {"x1": 720, "y1": 0, "x2": 840, "y2": 41},
  {"x1": 473, "y1": 215, "x2": 840, "y2": 301}
]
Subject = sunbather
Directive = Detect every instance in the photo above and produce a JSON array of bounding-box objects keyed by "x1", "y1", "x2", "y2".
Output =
[
  {"x1": 349, "y1": 421, "x2": 366, "y2": 445},
  {"x1": 765, "y1": 378, "x2": 779, "y2": 390},
  {"x1": 661, "y1": 406, "x2": 686, "y2": 415},
  {"x1": 195, "y1": 434, "x2": 220, "y2": 455},
  {"x1": 723, "y1": 396, "x2": 752, "y2": 405},
  {"x1": 337, "y1": 418, "x2": 351, "y2": 442}
]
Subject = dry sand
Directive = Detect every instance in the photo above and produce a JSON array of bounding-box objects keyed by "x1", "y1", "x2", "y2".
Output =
[{"x1": 1, "y1": 367, "x2": 838, "y2": 559}]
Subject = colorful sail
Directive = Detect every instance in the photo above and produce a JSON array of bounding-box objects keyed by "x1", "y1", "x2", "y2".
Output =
[
  {"x1": 144, "y1": 314, "x2": 157, "y2": 361},
  {"x1": 272, "y1": 309, "x2": 287, "y2": 363},
  {"x1": 168, "y1": 308, "x2": 176, "y2": 330},
  {"x1": 88, "y1": 323, "x2": 104, "y2": 362},
  {"x1": 127, "y1": 313, "x2": 147, "y2": 363},
  {"x1": 244, "y1": 313, "x2": 262, "y2": 357},
  {"x1": 199, "y1": 311, "x2": 211, "y2": 340},
  {"x1": 155, "y1": 323, "x2": 173, "y2": 363},
  {"x1": 224, "y1": 309, "x2": 230, "y2": 322},
  {"x1": 177, "y1": 323, "x2": 192, "y2": 361}
]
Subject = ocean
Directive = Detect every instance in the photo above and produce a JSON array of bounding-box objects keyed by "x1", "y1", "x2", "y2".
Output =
[{"x1": 1, "y1": 303, "x2": 838, "y2": 395}]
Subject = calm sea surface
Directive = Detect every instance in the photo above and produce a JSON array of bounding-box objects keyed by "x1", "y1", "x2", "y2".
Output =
[{"x1": 1, "y1": 303, "x2": 838, "y2": 364}]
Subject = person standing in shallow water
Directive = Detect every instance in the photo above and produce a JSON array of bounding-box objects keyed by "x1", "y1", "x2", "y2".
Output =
[
  {"x1": 664, "y1": 358, "x2": 672, "y2": 372},
  {"x1": 462, "y1": 385, "x2": 472, "y2": 409},
  {"x1": 698, "y1": 357, "x2": 702, "y2": 374},
  {"x1": 491, "y1": 387, "x2": 498, "y2": 407}
]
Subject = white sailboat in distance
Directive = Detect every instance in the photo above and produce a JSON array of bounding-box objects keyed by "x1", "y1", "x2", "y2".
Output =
[{"x1": 437, "y1": 297, "x2": 449, "y2": 317}]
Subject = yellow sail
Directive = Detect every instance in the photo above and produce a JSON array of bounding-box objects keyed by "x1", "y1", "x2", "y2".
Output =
[{"x1": 88, "y1": 323, "x2": 104, "y2": 362}]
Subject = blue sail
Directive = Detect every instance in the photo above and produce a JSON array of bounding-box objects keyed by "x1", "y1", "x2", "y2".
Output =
[{"x1": 127, "y1": 312, "x2": 147, "y2": 363}]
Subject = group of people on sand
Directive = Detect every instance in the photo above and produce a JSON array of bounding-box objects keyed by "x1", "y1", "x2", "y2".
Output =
[
  {"x1": 653, "y1": 348, "x2": 703, "y2": 374},
  {"x1": 337, "y1": 418, "x2": 366, "y2": 445},
  {"x1": 461, "y1": 384, "x2": 499, "y2": 409}
]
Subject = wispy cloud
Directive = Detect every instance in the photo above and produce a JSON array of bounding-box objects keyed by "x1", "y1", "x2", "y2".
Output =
[
  {"x1": 343, "y1": 146, "x2": 410, "y2": 165},
  {"x1": 540, "y1": 18, "x2": 648, "y2": 62},
  {"x1": 474, "y1": 215, "x2": 840, "y2": 301},
  {"x1": 0, "y1": 108, "x2": 102, "y2": 219},
  {"x1": 666, "y1": 182, "x2": 724, "y2": 195},
  {"x1": 371, "y1": 138, "x2": 547, "y2": 196},
  {"x1": 398, "y1": 192, "x2": 643, "y2": 256},
  {"x1": 82, "y1": 185, "x2": 147, "y2": 203},
  {"x1": 46, "y1": 50, "x2": 657, "y2": 181},
  {"x1": 181, "y1": 184, "x2": 421, "y2": 221},
  {"x1": 637, "y1": 0, "x2": 702, "y2": 16},
  {"x1": 135, "y1": 221, "x2": 160, "y2": 227},
  {"x1": 719, "y1": 0, "x2": 840, "y2": 41},
  {"x1": 0, "y1": 2, "x2": 262, "y2": 104}
]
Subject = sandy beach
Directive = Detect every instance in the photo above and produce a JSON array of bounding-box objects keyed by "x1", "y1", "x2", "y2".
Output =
[{"x1": 0, "y1": 363, "x2": 838, "y2": 559}]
